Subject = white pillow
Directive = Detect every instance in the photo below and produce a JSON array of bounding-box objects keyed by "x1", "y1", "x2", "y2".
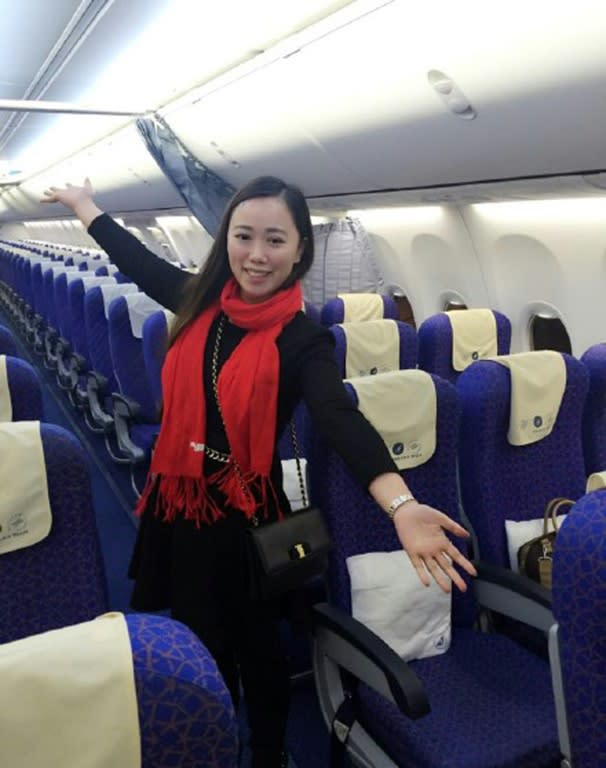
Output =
[
  {"x1": 347, "y1": 550, "x2": 451, "y2": 662},
  {"x1": 281, "y1": 458, "x2": 309, "y2": 511},
  {"x1": 505, "y1": 516, "x2": 568, "y2": 572}
]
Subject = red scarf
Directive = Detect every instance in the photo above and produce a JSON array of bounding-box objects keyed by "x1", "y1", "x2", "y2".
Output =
[{"x1": 135, "y1": 277, "x2": 303, "y2": 526}]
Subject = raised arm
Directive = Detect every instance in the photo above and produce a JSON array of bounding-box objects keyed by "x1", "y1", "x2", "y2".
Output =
[
  {"x1": 41, "y1": 179, "x2": 193, "y2": 312},
  {"x1": 41, "y1": 178, "x2": 103, "y2": 228}
]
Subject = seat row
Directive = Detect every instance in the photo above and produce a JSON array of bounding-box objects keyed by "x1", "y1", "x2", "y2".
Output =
[
  {"x1": 2, "y1": 248, "x2": 606, "y2": 494},
  {"x1": 0, "y1": 419, "x2": 238, "y2": 766},
  {"x1": 307, "y1": 361, "x2": 606, "y2": 768}
]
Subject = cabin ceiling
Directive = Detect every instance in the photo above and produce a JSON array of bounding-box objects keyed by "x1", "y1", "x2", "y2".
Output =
[{"x1": 1, "y1": 0, "x2": 606, "y2": 223}]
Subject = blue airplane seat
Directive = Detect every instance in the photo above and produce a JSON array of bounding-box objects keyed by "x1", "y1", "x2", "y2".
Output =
[
  {"x1": 303, "y1": 300, "x2": 321, "y2": 324},
  {"x1": 0, "y1": 613, "x2": 238, "y2": 768},
  {"x1": 580, "y1": 342, "x2": 606, "y2": 475},
  {"x1": 82, "y1": 282, "x2": 139, "y2": 431},
  {"x1": 551, "y1": 490, "x2": 606, "y2": 768},
  {"x1": 320, "y1": 292, "x2": 398, "y2": 326},
  {"x1": 418, "y1": 309, "x2": 511, "y2": 384},
  {"x1": 41, "y1": 264, "x2": 80, "y2": 365},
  {"x1": 0, "y1": 422, "x2": 108, "y2": 643},
  {"x1": 310, "y1": 370, "x2": 561, "y2": 768},
  {"x1": 127, "y1": 613, "x2": 239, "y2": 767},
  {"x1": 107, "y1": 293, "x2": 164, "y2": 470},
  {"x1": 331, "y1": 319, "x2": 417, "y2": 378},
  {"x1": 141, "y1": 309, "x2": 173, "y2": 414},
  {"x1": 94, "y1": 263, "x2": 120, "y2": 277},
  {"x1": 0, "y1": 356, "x2": 43, "y2": 421},
  {"x1": 0, "y1": 324, "x2": 18, "y2": 356},
  {"x1": 457, "y1": 352, "x2": 588, "y2": 571}
]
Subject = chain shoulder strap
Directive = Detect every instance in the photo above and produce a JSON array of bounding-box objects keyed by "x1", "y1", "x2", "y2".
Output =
[{"x1": 289, "y1": 419, "x2": 308, "y2": 509}]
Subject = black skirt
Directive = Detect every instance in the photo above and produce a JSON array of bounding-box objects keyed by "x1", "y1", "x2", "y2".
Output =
[{"x1": 128, "y1": 463, "x2": 288, "y2": 616}]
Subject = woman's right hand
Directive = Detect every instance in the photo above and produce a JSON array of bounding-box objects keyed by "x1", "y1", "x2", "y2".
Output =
[{"x1": 40, "y1": 178, "x2": 103, "y2": 228}]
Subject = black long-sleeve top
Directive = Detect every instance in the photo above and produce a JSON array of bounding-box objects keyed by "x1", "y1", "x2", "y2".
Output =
[{"x1": 88, "y1": 214, "x2": 397, "y2": 493}]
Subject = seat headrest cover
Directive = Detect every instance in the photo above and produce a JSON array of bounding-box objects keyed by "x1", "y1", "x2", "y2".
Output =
[
  {"x1": 0, "y1": 420, "x2": 51, "y2": 555},
  {"x1": 445, "y1": 309, "x2": 497, "y2": 371},
  {"x1": 79, "y1": 276, "x2": 117, "y2": 291},
  {"x1": 338, "y1": 292, "x2": 384, "y2": 322},
  {"x1": 492, "y1": 351, "x2": 566, "y2": 446},
  {"x1": 348, "y1": 369, "x2": 437, "y2": 469},
  {"x1": 99, "y1": 283, "x2": 139, "y2": 316},
  {"x1": 0, "y1": 612, "x2": 141, "y2": 768},
  {"x1": 65, "y1": 270, "x2": 97, "y2": 283},
  {"x1": 44, "y1": 265, "x2": 79, "y2": 276},
  {"x1": 343, "y1": 319, "x2": 400, "y2": 378},
  {"x1": 586, "y1": 471, "x2": 606, "y2": 492},
  {"x1": 122, "y1": 294, "x2": 164, "y2": 338},
  {"x1": 0, "y1": 355, "x2": 12, "y2": 421}
]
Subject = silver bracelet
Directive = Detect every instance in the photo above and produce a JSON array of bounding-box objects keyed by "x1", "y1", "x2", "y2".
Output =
[{"x1": 385, "y1": 493, "x2": 416, "y2": 520}]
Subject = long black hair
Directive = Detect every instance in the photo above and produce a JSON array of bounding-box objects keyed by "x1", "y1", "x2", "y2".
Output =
[{"x1": 168, "y1": 175, "x2": 314, "y2": 345}]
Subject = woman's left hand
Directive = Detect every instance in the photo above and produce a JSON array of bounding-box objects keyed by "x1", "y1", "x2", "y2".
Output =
[{"x1": 393, "y1": 501, "x2": 477, "y2": 593}]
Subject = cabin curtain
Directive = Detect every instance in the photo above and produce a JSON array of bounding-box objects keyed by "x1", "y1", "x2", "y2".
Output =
[
  {"x1": 303, "y1": 218, "x2": 385, "y2": 308},
  {"x1": 136, "y1": 115, "x2": 235, "y2": 237}
]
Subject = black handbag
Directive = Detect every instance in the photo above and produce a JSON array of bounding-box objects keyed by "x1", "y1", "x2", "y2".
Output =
[
  {"x1": 517, "y1": 497, "x2": 574, "y2": 589},
  {"x1": 210, "y1": 317, "x2": 330, "y2": 601},
  {"x1": 244, "y1": 422, "x2": 332, "y2": 601}
]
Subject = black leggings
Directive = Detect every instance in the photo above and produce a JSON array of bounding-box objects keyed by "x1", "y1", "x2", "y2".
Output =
[{"x1": 169, "y1": 513, "x2": 290, "y2": 754}]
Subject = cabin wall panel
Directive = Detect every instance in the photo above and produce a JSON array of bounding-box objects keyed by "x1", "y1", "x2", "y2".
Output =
[
  {"x1": 352, "y1": 207, "x2": 490, "y2": 324},
  {"x1": 461, "y1": 200, "x2": 606, "y2": 356}
]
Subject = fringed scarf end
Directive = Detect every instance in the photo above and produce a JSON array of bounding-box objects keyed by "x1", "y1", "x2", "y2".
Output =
[
  {"x1": 135, "y1": 465, "x2": 282, "y2": 527},
  {"x1": 210, "y1": 463, "x2": 280, "y2": 522},
  {"x1": 137, "y1": 473, "x2": 225, "y2": 528}
]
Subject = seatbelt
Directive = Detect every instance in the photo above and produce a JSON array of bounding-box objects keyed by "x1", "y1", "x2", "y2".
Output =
[{"x1": 330, "y1": 693, "x2": 356, "y2": 768}]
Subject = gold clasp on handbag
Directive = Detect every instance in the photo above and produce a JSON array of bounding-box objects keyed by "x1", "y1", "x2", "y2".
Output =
[{"x1": 288, "y1": 542, "x2": 308, "y2": 560}]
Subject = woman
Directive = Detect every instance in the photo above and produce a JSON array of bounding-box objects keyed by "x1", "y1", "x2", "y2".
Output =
[{"x1": 42, "y1": 176, "x2": 476, "y2": 767}]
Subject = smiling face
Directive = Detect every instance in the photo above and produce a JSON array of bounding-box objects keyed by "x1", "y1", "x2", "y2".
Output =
[{"x1": 227, "y1": 195, "x2": 303, "y2": 304}]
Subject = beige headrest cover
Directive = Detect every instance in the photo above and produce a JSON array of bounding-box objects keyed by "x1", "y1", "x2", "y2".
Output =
[
  {"x1": 446, "y1": 309, "x2": 498, "y2": 371},
  {"x1": 0, "y1": 613, "x2": 141, "y2": 768},
  {"x1": 0, "y1": 421, "x2": 51, "y2": 555},
  {"x1": 339, "y1": 293, "x2": 384, "y2": 322},
  {"x1": 349, "y1": 370, "x2": 437, "y2": 469},
  {"x1": 343, "y1": 320, "x2": 400, "y2": 378},
  {"x1": 586, "y1": 472, "x2": 606, "y2": 492},
  {"x1": 0, "y1": 355, "x2": 12, "y2": 421},
  {"x1": 492, "y1": 351, "x2": 566, "y2": 446}
]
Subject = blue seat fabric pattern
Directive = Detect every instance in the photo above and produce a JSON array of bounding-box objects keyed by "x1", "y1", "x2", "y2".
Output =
[
  {"x1": 457, "y1": 354, "x2": 588, "y2": 567},
  {"x1": 552, "y1": 491, "x2": 606, "y2": 768},
  {"x1": 0, "y1": 324, "x2": 18, "y2": 356},
  {"x1": 310, "y1": 374, "x2": 561, "y2": 768},
  {"x1": 126, "y1": 613, "x2": 239, "y2": 768},
  {"x1": 417, "y1": 310, "x2": 511, "y2": 384},
  {"x1": 0, "y1": 424, "x2": 108, "y2": 643},
  {"x1": 580, "y1": 343, "x2": 606, "y2": 475},
  {"x1": 5, "y1": 356, "x2": 43, "y2": 421}
]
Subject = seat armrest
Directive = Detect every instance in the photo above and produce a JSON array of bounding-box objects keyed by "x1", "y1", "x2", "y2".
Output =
[
  {"x1": 71, "y1": 353, "x2": 87, "y2": 373},
  {"x1": 86, "y1": 372, "x2": 114, "y2": 431},
  {"x1": 111, "y1": 392, "x2": 142, "y2": 420},
  {"x1": 313, "y1": 602, "x2": 429, "y2": 719},
  {"x1": 111, "y1": 393, "x2": 146, "y2": 463},
  {"x1": 473, "y1": 560, "x2": 553, "y2": 632}
]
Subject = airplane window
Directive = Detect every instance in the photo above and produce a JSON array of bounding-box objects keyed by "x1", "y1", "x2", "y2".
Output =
[
  {"x1": 392, "y1": 294, "x2": 416, "y2": 328},
  {"x1": 444, "y1": 300, "x2": 468, "y2": 311},
  {"x1": 530, "y1": 315, "x2": 572, "y2": 354}
]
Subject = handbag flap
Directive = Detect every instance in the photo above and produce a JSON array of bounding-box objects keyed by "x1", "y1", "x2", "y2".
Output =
[{"x1": 250, "y1": 507, "x2": 331, "y2": 574}]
